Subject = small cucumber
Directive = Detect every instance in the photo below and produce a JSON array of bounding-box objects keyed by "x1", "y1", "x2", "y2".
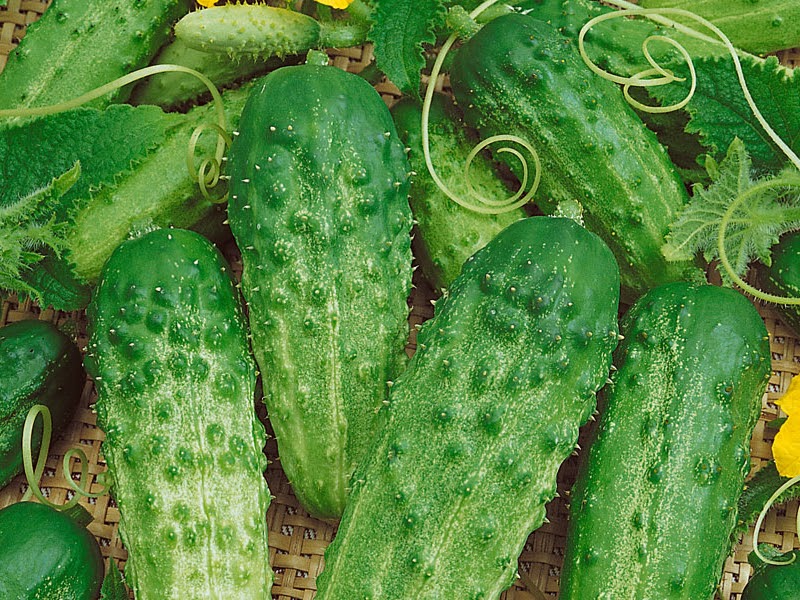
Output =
[
  {"x1": 0, "y1": 501, "x2": 104, "y2": 600},
  {"x1": 316, "y1": 216, "x2": 621, "y2": 599},
  {"x1": 0, "y1": 319, "x2": 84, "y2": 490},
  {"x1": 742, "y1": 549, "x2": 800, "y2": 600},
  {"x1": 561, "y1": 282, "x2": 771, "y2": 600},
  {"x1": 227, "y1": 63, "x2": 413, "y2": 520},
  {"x1": 450, "y1": 14, "x2": 703, "y2": 300},
  {"x1": 0, "y1": 0, "x2": 193, "y2": 110},
  {"x1": 391, "y1": 93, "x2": 525, "y2": 291},
  {"x1": 85, "y1": 228, "x2": 271, "y2": 599}
]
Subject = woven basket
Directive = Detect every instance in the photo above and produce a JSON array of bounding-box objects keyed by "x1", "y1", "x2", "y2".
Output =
[{"x1": 0, "y1": 2, "x2": 798, "y2": 599}]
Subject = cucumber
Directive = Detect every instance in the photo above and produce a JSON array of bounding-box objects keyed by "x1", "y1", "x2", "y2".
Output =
[
  {"x1": 316, "y1": 216, "x2": 621, "y2": 599},
  {"x1": 742, "y1": 549, "x2": 800, "y2": 600},
  {"x1": 85, "y1": 228, "x2": 271, "y2": 599},
  {"x1": 0, "y1": 501, "x2": 104, "y2": 600},
  {"x1": 756, "y1": 231, "x2": 800, "y2": 335},
  {"x1": 0, "y1": 319, "x2": 84, "y2": 490},
  {"x1": 561, "y1": 282, "x2": 771, "y2": 599},
  {"x1": 449, "y1": 13, "x2": 703, "y2": 300},
  {"x1": 391, "y1": 93, "x2": 525, "y2": 291},
  {"x1": 0, "y1": 0, "x2": 193, "y2": 110},
  {"x1": 226, "y1": 63, "x2": 413, "y2": 520}
]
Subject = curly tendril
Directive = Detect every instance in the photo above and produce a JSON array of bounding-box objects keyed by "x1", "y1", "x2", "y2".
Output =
[
  {"x1": 21, "y1": 404, "x2": 111, "y2": 511},
  {"x1": 0, "y1": 64, "x2": 230, "y2": 202},
  {"x1": 752, "y1": 473, "x2": 800, "y2": 566},
  {"x1": 422, "y1": 0, "x2": 540, "y2": 215}
]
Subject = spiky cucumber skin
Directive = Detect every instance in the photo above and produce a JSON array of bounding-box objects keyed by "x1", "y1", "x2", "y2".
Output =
[
  {"x1": 227, "y1": 64, "x2": 412, "y2": 520},
  {"x1": 316, "y1": 217, "x2": 621, "y2": 600},
  {"x1": 85, "y1": 229, "x2": 271, "y2": 600},
  {"x1": 391, "y1": 94, "x2": 525, "y2": 292},
  {"x1": 175, "y1": 4, "x2": 321, "y2": 58},
  {"x1": 561, "y1": 282, "x2": 771, "y2": 600},
  {"x1": 0, "y1": 0, "x2": 193, "y2": 110},
  {"x1": 63, "y1": 82, "x2": 254, "y2": 287},
  {"x1": 0, "y1": 319, "x2": 84, "y2": 489},
  {"x1": 756, "y1": 231, "x2": 800, "y2": 335},
  {"x1": 450, "y1": 14, "x2": 702, "y2": 301}
]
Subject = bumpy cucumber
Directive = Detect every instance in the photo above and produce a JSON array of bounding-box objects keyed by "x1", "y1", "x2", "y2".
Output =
[
  {"x1": 227, "y1": 63, "x2": 413, "y2": 520},
  {"x1": 0, "y1": 320, "x2": 84, "y2": 489},
  {"x1": 0, "y1": 0, "x2": 193, "y2": 110},
  {"x1": 450, "y1": 14, "x2": 703, "y2": 300},
  {"x1": 561, "y1": 282, "x2": 771, "y2": 600},
  {"x1": 130, "y1": 36, "x2": 286, "y2": 109},
  {"x1": 85, "y1": 228, "x2": 271, "y2": 599},
  {"x1": 0, "y1": 502, "x2": 104, "y2": 600},
  {"x1": 756, "y1": 231, "x2": 800, "y2": 335},
  {"x1": 316, "y1": 216, "x2": 621, "y2": 599},
  {"x1": 391, "y1": 94, "x2": 525, "y2": 291},
  {"x1": 175, "y1": 4, "x2": 368, "y2": 59}
]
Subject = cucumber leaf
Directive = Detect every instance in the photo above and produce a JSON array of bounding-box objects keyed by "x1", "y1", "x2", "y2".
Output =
[
  {"x1": 0, "y1": 163, "x2": 80, "y2": 302},
  {"x1": 663, "y1": 138, "x2": 800, "y2": 283},
  {"x1": 369, "y1": 0, "x2": 446, "y2": 98},
  {"x1": 646, "y1": 54, "x2": 800, "y2": 174},
  {"x1": 100, "y1": 559, "x2": 130, "y2": 600}
]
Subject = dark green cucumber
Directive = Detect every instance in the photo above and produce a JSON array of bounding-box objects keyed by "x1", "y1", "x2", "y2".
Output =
[
  {"x1": 227, "y1": 63, "x2": 413, "y2": 520},
  {"x1": 316, "y1": 216, "x2": 621, "y2": 599},
  {"x1": 450, "y1": 13, "x2": 703, "y2": 300},
  {"x1": 391, "y1": 94, "x2": 525, "y2": 291},
  {"x1": 561, "y1": 282, "x2": 771, "y2": 599},
  {"x1": 0, "y1": 0, "x2": 193, "y2": 110},
  {"x1": 742, "y1": 549, "x2": 800, "y2": 600},
  {"x1": 85, "y1": 228, "x2": 271, "y2": 599},
  {"x1": 0, "y1": 319, "x2": 84, "y2": 489},
  {"x1": 756, "y1": 231, "x2": 800, "y2": 335},
  {"x1": 0, "y1": 501, "x2": 104, "y2": 600}
]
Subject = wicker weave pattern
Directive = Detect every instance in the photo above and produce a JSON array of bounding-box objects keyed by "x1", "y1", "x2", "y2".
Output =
[{"x1": 0, "y1": 3, "x2": 798, "y2": 599}]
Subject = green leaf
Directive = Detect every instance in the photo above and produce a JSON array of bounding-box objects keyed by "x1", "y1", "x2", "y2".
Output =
[
  {"x1": 663, "y1": 138, "x2": 800, "y2": 284},
  {"x1": 646, "y1": 54, "x2": 800, "y2": 174},
  {"x1": 0, "y1": 163, "x2": 80, "y2": 302},
  {"x1": 100, "y1": 559, "x2": 130, "y2": 600},
  {"x1": 369, "y1": 0, "x2": 446, "y2": 97}
]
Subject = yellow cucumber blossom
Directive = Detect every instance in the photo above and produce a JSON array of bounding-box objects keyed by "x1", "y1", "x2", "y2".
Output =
[
  {"x1": 773, "y1": 374, "x2": 800, "y2": 477},
  {"x1": 315, "y1": 0, "x2": 355, "y2": 7},
  {"x1": 196, "y1": 0, "x2": 219, "y2": 6}
]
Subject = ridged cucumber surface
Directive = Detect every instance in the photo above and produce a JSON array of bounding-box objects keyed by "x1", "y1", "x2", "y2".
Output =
[
  {"x1": 0, "y1": 0, "x2": 193, "y2": 110},
  {"x1": 316, "y1": 216, "x2": 621, "y2": 599},
  {"x1": 561, "y1": 282, "x2": 771, "y2": 600},
  {"x1": 85, "y1": 228, "x2": 271, "y2": 599},
  {"x1": 391, "y1": 94, "x2": 525, "y2": 291},
  {"x1": 227, "y1": 63, "x2": 413, "y2": 520},
  {"x1": 450, "y1": 13, "x2": 703, "y2": 300}
]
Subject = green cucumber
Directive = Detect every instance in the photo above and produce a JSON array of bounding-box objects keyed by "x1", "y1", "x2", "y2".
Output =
[
  {"x1": 227, "y1": 62, "x2": 413, "y2": 520},
  {"x1": 449, "y1": 13, "x2": 703, "y2": 300},
  {"x1": 85, "y1": 228, "x2": 271, "y2": 599},
  {"x1": 391, "y1": 93, "x2": 525, "y2": 291},
  {"x1": 316, "y1": 216, "x2": 621, "y2": 599},
  {"x1": 756, "y1": 231, "x2": 800, "y2": 335},
  {"x1": 0, "y1": 501, "x2": 104, "y2": 600},
  {"x1": 561, "y1": 282, "x2": 771, "y2": 599},
  {"x1": 0, "y1": 0, "x2": 193, "y2": 110},
  {"x1": 0, "y1": 319, "x2": 84, "y2": 490},
  {"x1": 742, "y1": 548, "x2": 800, "y2": 600},
  {"x1": 174, "y1": 4, "x2": 368, "y2": 60}
]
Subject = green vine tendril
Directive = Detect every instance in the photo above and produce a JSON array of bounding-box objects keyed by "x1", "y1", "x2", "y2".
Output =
[
  {"x1": 579, "y1": 4, "x2": 800, "y2": 305},
  {"x1": 21, "y1": 404, "x2": 110, "y2": 511},
  {"x1": 0, "y1": 64, "x2": 231, "y2": 203},
  {"x1": 422, "y1": 0, "x2": 540, "y2": 215},
  {"x1": 752, "y1": 474, "x2": 800, "y2": 566}
]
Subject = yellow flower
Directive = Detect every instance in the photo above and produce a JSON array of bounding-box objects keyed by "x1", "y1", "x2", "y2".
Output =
[
  {"x1": 315, "y1": 0, "x2": 355, "y2": 8},
  {"x1": 196, "y1": 0, "x2": 220, "y2": 7},
  {"x1": 774, "y1": 374, "x2": 800, "y2": 477}
]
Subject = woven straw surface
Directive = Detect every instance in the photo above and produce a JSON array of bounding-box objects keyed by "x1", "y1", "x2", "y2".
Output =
[{"x1": 0, "y1": 2, "x2": 798, "y2": 599}]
